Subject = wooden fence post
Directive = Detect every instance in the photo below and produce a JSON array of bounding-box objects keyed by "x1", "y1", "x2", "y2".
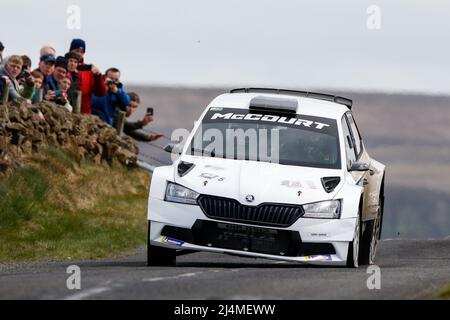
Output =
[
  {"x1": 116, "y1": 111, "x2": 126, "y2": 136},
  {"x1": 72, "y1": 90, "x2": 82, "y2": 114},
  {"x1": 1, "y1": 81, "x2": 8, "y2": 105},
  {"x1": 35, "y1": 88, "x2": 43, "y2": 103}
]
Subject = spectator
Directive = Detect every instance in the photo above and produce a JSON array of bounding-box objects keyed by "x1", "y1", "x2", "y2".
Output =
[
  {"x1": 0, "y1": 55, "x2": 35, "y2": 100},
  {"x1": 33, "y1": 54, "x2": 56, "y2": 93},
  {"x1": 68, "y1": 38, "x2": 106, "y2": 114},
  {"x1": 30, "y1": 70, "x2": 44, "y2": 104},
  {"x1": 92, "y1": 67, "x2": 130, "y2": 125},
  {"x1": 31, "y1": 70, "x2": 44, "y2": 90},
  {"x1": 45, "y1": 56, "x2": 71, "y2": 108},
  {"x1": 64, "y1": 51, "x2": 81, "y2": 90},
  {"x1": 56, "y1": 76, "x2": 73, "y2": 112},
  {"x1": 16, "y1": 55, "x2": 32, "y2": 85},
  {"x1": 46, "y1": 56, "x2": 68, "y2": 92},
  {"x1": 40, "y1": 45, "x2": 56, "y2": 58},
  {"x1": 123, "y1": 92, "x2": 163, "y2": 142},
  {"x1": 0, "y1": 41, "x2": 4, "y2": 65}
]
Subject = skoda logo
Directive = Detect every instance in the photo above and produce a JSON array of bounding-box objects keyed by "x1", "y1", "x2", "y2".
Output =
[{"x1": 245, "y1": 195, "x2": 255, "y2": 203}]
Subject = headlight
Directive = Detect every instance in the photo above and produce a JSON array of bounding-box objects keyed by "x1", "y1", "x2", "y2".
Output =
[
  {"x1": 302, "y1": 200, "x2": 341, "y2": 219},
  {"x1": 165, "y1": 182, "x2": 199, "y2": 205}
]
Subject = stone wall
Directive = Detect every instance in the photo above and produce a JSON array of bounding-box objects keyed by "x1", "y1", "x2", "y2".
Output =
[{"x1": 0, "y1": 99, "x2": 139, "y2": 175}]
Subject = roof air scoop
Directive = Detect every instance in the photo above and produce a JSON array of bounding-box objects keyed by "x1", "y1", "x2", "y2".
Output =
[{"x1": 249, "y1": 96, "x2": 298, "y2": 115}]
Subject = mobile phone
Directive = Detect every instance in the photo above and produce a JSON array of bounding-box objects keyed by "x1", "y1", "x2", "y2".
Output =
[
  {"x1": 147, "y1": 107, "x2": 154, "y2": 115},
  {"x1": 77, "y1": 64, "x2": 92, "y2": 71}
]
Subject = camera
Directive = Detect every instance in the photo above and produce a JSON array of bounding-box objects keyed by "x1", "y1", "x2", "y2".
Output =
[
  {"x1": 54, "y1": 91, "x2": 66, "y2": 105},
  {"x1": 146, "y1": 107, "x2": 154, "y2": 115},
  {"x1": 54, "y1": 90, "x2": 64, "y2": 97},
  {"x1": 17, "y1": 70, "x2": 31, "y2": 84},
  {"x1": 106, "y1": 79, "x2": 123, "y2": 89}
]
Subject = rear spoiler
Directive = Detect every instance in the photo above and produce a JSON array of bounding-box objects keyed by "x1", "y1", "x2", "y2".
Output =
[{"x1": 230, "y1": 88, "x2": 353, "y2": 109}]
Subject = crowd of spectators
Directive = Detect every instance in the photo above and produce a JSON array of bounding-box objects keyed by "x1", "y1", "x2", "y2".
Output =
[{"x1": 0, "y1": 39, "x2": 161, "y2": 143}]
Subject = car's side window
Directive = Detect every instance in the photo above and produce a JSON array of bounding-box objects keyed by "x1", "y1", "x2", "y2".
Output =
[
  {"x1": 341, "y1": 116, "x2": 356, "y2": 169},
  {"x1": 345, "y1": 113, "x2": 362, "y2": 157}
]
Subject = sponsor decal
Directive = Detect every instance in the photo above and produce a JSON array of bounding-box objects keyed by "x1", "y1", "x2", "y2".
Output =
[
  {"x1": 281, "y1": 180, "x2": 303, "y2": 188},
  {"x1": 306, "y1": 254, "x2": 332, "y2": 261},
  {"x1": 199, "y1": 172, "x2": 226, "y2": 182},
  {"x1": 308, "y1": 232, "x2": 329, "y2": 238},
  {"x1": 281, "y1": 180, "x2": 317, "y2": 190},
  {"x1": 199, "y1": 173, "x2": 218, "y2": 179},
  {"x1": 160, "y1": 236, "x2": 184, "y2": 247},
  {"x1": 204, "y1": 108, "x2": 337, "y2": 134},
  {"x1": 204, "y1": 164, "x2": 224, "y2": 170}
]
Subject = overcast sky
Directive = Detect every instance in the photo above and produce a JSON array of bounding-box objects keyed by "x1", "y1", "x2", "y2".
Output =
[{"x1": 2, "y1": 0, "x2": 450, "y2": 94}]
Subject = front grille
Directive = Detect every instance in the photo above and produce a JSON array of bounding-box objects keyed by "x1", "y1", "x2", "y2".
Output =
[{"x1": 197, "y1": 195, "x2": 304, "y2": 227}]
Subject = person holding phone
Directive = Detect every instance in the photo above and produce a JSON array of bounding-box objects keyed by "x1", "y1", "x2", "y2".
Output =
[
  {"x1": 123, "y1": 92, "x2": 163, "y2": 142},
  {"x1": 68, "y1": 38, "x2": 106, "y2": 114}
]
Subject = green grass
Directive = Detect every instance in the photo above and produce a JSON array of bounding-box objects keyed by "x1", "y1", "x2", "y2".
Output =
[
  {"x1": 0, "y1": 147, "x2": 150, "y2": 262},
  {"x1": 438, "y1": 285, "x2": 450, "y2": 299}
]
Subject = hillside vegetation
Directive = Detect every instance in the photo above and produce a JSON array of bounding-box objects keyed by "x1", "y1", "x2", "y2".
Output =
[{"x1": 0, "y1": 146, "x2": 149, "y2": 262}]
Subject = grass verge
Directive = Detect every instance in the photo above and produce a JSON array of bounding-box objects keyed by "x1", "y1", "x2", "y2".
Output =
[
  {"x1": 437, "y1": 284, "x2": 450, "y2": 299},
  {"x1": 0, "y1": 147, "x2": 150, "y2": 262}
]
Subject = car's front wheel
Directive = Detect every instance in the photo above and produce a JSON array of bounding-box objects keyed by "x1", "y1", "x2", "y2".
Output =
[
  {"x1": 359, "y1": 206, "x2": 382, "y2": 265},
  {"x1": 147, "y1": 244, "x2": 176, "y2": 267},
  {"x1": 147, "y1": 222, "x2": 176, "y2": 267}
]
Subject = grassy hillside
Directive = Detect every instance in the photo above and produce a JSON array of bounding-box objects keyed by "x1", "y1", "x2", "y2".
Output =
[{"x1": 0, "y1": 147, "x2": 150, "y2": 262}]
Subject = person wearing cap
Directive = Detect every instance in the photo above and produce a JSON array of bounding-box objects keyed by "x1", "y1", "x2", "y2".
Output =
[
  {"x1": 0, "y1": 55, "x2": 35, "y2": 101},
  {"x1": 0, "y1": 41, "x2": 4, "y2": 65},
  {"x1": 64, "y1": 51, "x2": 81, "y2": 90},
  {"x1": 44, "y1": 56, "x2": 69, "y2": 104},
  {"x1": 68, "y1": 38, "x2": 106, "y2": 114},
  {"x1": 32, "y1": 54, "x2": 56, "y2": 94}
]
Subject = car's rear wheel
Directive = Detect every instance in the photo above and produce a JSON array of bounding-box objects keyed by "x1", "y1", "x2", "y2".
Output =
[
  {"x1": 147, "y1": 222, "x2": 176, "y2": 267},
  {"x1": 346, "y1": 212, "x2": 361, "y2": 268}
]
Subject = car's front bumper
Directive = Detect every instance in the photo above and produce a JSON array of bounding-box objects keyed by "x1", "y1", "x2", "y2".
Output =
[{"x1": 148, "y1": 197, "x2": 357, "y2": 266}]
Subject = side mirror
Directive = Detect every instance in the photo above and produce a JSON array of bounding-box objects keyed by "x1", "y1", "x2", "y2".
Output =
[
  {"x1": 163, "y1": 143, "x2": 182, "y2": 155},
  {"x1": 350, "y1": 161, "x2": 370, "y2": 172}
]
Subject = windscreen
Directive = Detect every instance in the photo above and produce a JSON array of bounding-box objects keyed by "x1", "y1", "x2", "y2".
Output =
[{"x1": 188, "y1": 107, "x2": 341, "y2": 169}]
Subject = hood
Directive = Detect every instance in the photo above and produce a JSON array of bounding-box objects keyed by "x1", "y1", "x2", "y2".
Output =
[{"x1": 174, "y1": 155, "x2": 343, "y2": 206}]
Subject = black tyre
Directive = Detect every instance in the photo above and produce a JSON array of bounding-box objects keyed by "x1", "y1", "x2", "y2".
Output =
[
  {"x1": 147, "y1": 222, "x2": 176, "y2": 267},
  {"x1": 346, "y1": 211, "x2": 361, "y2": 268},
  {"x1": 359, "y1": 201, "x2": 382, "y2": 265}
]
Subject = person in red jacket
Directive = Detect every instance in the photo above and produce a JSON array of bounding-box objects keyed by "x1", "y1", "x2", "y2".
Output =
[{"x1": 68, "y1": 38, "x2": 106, "y2": 114}]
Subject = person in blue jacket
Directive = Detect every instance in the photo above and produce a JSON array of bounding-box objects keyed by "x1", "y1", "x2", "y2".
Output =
[{"x1": 92, "y1": 67, "x2": 130, "y2": 126}]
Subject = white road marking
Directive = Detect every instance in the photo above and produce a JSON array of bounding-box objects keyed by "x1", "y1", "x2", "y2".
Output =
[
  {"x1": 142, "y1": 271, "x2": 206, "y2": 282},
  {"x1": 64, "y1": 286, "x2": 111, "y2": 300}
]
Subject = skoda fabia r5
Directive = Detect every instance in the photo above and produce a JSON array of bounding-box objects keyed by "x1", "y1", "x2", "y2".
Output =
[{"x1": 147, "y1": 88, "x2": 385, "y2": 268}]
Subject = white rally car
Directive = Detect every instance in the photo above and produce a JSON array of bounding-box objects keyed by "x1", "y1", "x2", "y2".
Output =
[{"x1": 147, "y1": 88, "x2": 385, "y2": 267}]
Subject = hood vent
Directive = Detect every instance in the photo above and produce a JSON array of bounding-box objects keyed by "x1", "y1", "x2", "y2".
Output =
[
  {"x1": 177, "y1": 161, "x2": 195, "y2": 177},
  {"x1": 321, "y1": 177, "x2": 341, "y2": 193}
]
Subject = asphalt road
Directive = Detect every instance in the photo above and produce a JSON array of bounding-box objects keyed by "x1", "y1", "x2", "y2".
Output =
[{"x1": 0, "y1": 240, "x2": 449, "y2": 300}]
